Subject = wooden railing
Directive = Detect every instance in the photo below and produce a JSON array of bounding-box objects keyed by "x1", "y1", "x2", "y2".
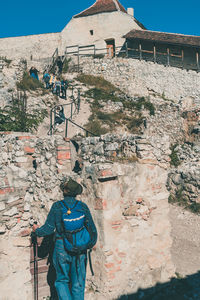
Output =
[{"x1": 64, "y1": 43, "x2": 200, "y2": 72}]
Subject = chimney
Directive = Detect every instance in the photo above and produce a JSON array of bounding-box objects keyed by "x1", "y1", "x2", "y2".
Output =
[{"x1": 127, "y1": 7, "x2": 134, "y2": 17}]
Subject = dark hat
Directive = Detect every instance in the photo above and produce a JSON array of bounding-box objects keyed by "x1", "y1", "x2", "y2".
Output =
[{"x1": 62, "y1": 178, "x2": 83, "y2": 197}]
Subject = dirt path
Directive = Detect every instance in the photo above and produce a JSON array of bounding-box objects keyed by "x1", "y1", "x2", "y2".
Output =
[{"x1": 169, "y1": 204, "x2": 200, "y2": 277}]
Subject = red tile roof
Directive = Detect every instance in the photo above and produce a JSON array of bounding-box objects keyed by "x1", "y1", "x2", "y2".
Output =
[
  {"x1": 124, "y1": 30, "x2": 200, "y2": 48},
  {"x1": 74, "y1": 0, "x2": 127, "y2": 18}
]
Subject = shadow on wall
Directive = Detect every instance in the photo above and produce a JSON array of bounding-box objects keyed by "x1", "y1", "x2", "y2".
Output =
[{"x1": 117, "y1": 271, "x2": 200, "y2": 300}]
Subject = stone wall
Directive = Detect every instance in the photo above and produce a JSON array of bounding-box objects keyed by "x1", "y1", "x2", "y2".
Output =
[
  {"x1": 81, "y1": 57, "x2": 200, "y2": 102},
  {"x1": 0, "y1": 133, "x2": 72, "y2": 300},
  {"x1": 167, "y1": 143, "x2": 200, "y2": 205},
  {"x1": 0, "y1": 32, "x2": 61, "y2": 60},
  {"x1": 0, "y1": 132, "x2": 175, "y2": 299}
]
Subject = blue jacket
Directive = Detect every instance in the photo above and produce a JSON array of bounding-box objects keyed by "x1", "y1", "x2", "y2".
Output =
[{"x1": 35, "y1": 196, "x2": 97, "y2": 249}]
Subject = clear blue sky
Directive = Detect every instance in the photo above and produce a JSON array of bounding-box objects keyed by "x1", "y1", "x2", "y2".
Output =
[{"x1": 0, "y1": 0, "x2": 199, "y2": 38}]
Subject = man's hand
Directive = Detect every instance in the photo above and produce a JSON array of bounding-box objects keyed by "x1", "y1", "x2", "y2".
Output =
[{"x1": 32, "y1": 223, "x2": 39, "y2": 232}]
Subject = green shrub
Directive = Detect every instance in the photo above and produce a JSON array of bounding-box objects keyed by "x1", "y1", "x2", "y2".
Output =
[
  {"x1": 0, "y1": 95, "x2": 47, "y2": 132},
  {"x1": 0, "y1": 56, "x2": 12, "y2": 67},
  {"x1": 168, "y1": 188, "x2": 187, "y2": 206},
  {"x1": 125, "y1": 116, "x2": 144, "y2": 133},
  {"x1": 16, "y1": 72, "x2": 44, "y2": 91},
  {"x1": 169, "y1": 144, "x2": 181, "y2": 167},
  {"x1": 188, "y1": 202, "x2": 200, "y2": 214},
  {"x1": 93, "y1": 54, "x2": 104, "y2": 59},
  {"x1": 85, "y1": 119, "x2": 108, "y2": 136},
  {"x1": 62, "y1": 58, "x2": 72, "y2": 73}
]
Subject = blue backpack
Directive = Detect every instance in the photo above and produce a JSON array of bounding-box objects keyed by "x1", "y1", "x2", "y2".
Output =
[{"x1": 60, "y1": 200, "x2": 92, "y2": 254}]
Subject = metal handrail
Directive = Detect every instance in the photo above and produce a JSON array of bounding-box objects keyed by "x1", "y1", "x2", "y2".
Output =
[{"x1": 64, "y1": 117, "x2": 96, "y2": 138}]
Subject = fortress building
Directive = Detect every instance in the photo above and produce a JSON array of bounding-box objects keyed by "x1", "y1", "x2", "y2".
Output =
[
  {"x1": 0, "y1": 0, "x2": 199, "y2": 71},
  {"x1": 0, "y1": 0, "x2": 145, "y2": 60}
]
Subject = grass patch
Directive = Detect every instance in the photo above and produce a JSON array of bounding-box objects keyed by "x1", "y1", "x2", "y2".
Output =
[
  {"x1": 16, "y1": 72, "x2": 44, "y2": 91},
  {"x1": 169, "y1": 144, "x2": 181, "y2": 167},
  {"x1": 84, "y1": 119, "x2": 109, "y2": 136},
  {"x1": 124, "y1": 96, "x2": 155, "y2": 116},
  {"x1": 125, "y1": 115, "x2": 144, "y2": 133},
  {"x1": 85, "y1": 88, "x2": 122, "y2": 103},
  {"x1": 78, "y1": 75, "x2": 154, "y2": 135},
  {"x1": 76, "y1": 74, "x2": 119, "y2": 94}
]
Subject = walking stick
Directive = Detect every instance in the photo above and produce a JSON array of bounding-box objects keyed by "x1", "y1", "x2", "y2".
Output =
[{"x1": 31, "y1": 231, "x2": 39, "y2": 300}]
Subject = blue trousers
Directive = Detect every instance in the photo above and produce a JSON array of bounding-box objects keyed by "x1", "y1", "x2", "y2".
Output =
[{"x1": 53, "y1": 240, "x2": 87, "y2": 300}]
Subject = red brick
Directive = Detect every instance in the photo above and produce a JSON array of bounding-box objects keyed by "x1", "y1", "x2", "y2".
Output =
[
  {"x1": 57, "y1": 146, "x2": 70, "y2": 151},
  {"x1": 24, "y1": 146, "x2": 35, "y2": 154},
  {"x1": 57, "y1": 159, "x2": 66, "y2": 165},
  {"x1": 57, "y1": 151, "x2": 71, "y2": 160},
  {"x1": 0, "y1": 187, "x2": 14, "y2": 195},
  {"x1": 111, "y1": 221, "x2": 122, "y2": 229},
  {"x1": 118, "y1": 252, "x2": 126, "y2": 258},
  {"x1": 111, "y1": 221, "x2": 122, "y2": 226},
  {"x1": 16, "y1": 136, "x2": 32, "y2": 140},
  {"x1": 0, "y1": 132, "x2": 12, "y2": 135},
  {"x1": 107, "y1": 272, "x2": 115, "y2": 280},
  {"x1": 94, "y1": 198, "x2": 107, "y2": 210},
  {"x1": 99, "y1": 169, "x2": 113, "y2": 177},
  {"x1": 105, "y1": 263, "x2": 115, "y2": 269},
  {"x1": 20, "y1": 228, "x2": 31, "y2": 237}
]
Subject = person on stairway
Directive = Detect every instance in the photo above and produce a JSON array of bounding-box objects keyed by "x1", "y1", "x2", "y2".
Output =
[
  {"x1": 43, "y1": 71, "x2": 51, "y2": 89},
  {"x1": 32, "y1": 178, "x2": 97, "y2": 300},
  {"x1": 29, "y1": 67, "x2": 39, "y2": 80},
  {"x1": 55, "y1": 106, "x2": 65, "y2": 125}
]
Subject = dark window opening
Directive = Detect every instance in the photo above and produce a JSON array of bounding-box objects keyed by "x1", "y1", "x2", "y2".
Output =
[{"x1": 90, "y1": 30, "x2": 94, "y2": 36}]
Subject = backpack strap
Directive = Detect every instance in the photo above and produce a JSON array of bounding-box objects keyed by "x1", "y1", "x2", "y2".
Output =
[{"x1": 61, "y1": 200, "x2": 78, "y2": 215}]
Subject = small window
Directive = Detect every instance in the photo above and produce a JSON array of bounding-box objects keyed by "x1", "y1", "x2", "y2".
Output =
[{"x1": 90, "y1": 30, "x2": 94, "y2": 36}]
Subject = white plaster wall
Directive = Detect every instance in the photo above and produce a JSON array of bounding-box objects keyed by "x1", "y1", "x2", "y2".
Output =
[
  {"x1": 61, "y1": 12, "x2": 142, "y2": 53},
  {"x1": 0, "y1": 32, "x2": 62, "y2": 60}
]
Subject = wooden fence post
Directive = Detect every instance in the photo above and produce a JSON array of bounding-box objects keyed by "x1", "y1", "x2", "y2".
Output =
[
  {"x1": 126, "y1": 41, "x2": 128, "y2": 58},
  {"x1": 167, "y1": 48, "x2": 170, "y2": 66},
  {"x1": 181, "y1": 49, "x2": 184, "y2": 69},
  {"x1": 153, "y1": 45, "x2": 156, "y2": 63},
  {"x1": 139, "y1": 43, "x2": 142, "y2": 61},
  {"x1": 196, "y1": 51, "x2": 199, "y2": 71}
]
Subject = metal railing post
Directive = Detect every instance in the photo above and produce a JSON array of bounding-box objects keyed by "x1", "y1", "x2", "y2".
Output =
[
  {"x1": 126, "y1": 42, "x2": 128, "y2": 58},
  {"x1": 50, "y1": 109, "x2": 53, "y2": 135},
  {"x1": 78, "y1": 45, "x2": 80, "y2": 72},
  {"x1": 77, "y1": 89, "x2": 81, "y2": 113},
  {"x1": 53, "y1": 109, "x2": 56, "y2": 134},
  {"x1": 70, "y1": 103, "x2": 73, "y2": 119},
  {"x1": 65, "y1": 119, "x2": 68, "y2": 138}
]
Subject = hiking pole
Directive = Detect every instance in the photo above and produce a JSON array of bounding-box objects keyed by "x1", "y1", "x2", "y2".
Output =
[
  {"x1": 88, "y1": 249, "x2": 94, "y2": 276},
  {"x1": 31, "y1": 229, "x2": 39, "y2": 300}
]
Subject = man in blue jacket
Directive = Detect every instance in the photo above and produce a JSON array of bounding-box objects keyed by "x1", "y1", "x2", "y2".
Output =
[{"x1": 33, "y1": 178, "x2": 97, "y2": 300}]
